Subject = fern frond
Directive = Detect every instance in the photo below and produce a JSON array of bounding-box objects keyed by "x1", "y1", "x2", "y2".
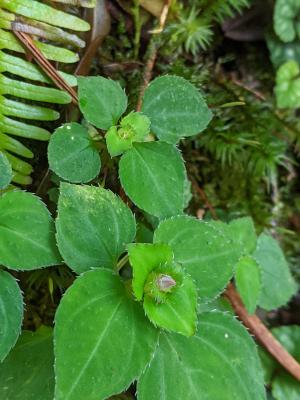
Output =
[{"x1": 0, "y1": 0, "x2": 93, "y2": 187}]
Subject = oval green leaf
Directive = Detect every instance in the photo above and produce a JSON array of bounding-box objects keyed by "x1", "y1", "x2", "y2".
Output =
[
  {"x1": 228, "y1": 216, "x2": 257, "y2": 256},
  {"x1": 154, "y1": 216, "x2": 241, "y2": 302},
  {"x1": 137, "y1": 311, "x2": 266, "y2": 400},
  {"x1": 274, "y1": 0, "x2": 300, "y2": 42},
  {"x1": 78, "y1": 76, "x2": 127, "y2": 130},
  {"x1": 275, "y1": 60, "x2": 300, "y2": 108},
  {"x1": 119, "y1": 142, "x2": 186, "y2": 219},
  {"x1": 0, "y1": 271, "x2": 23, "y2": 361},
  {"x1": 48, "y1": 123, "x2": 101, "y2": 183},
  {"x1": 0, "y1": 327, "x2": 54, "y2": 399},
  {"x1": 253, "y1": 234, "x2": 297, "y2": 311},
  {"x1": 54, "y1": 269, "x2": 158, "y2": 400},
  {"x1": 0, "y1": 191, "x2": 61, "y2": 270},
  {"x1": 142, "y1": 75, "x2": 212, "y2": 144},
  {"x1": 106, "y1": 112, "x2": 151, "y2": 157},
  {"x1": 56, "y1": 183, "x2": 136, "y2": 273}
]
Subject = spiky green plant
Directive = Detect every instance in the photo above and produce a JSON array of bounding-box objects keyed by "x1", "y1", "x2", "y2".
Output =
[
  {"x1": 0, "y1": 0, "x2": 95, "y2": 187},
  {"x1": 166, "y1": 0, "x2": 251, "y2": 55}
]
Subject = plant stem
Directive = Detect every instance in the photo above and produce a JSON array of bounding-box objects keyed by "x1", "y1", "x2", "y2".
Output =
[
  {"x1": 132, "y1": 0, "x2": 142, "y2": 59},
  {"x1": 116, "y1": 254, "x2": 129, "y2": 272},
  {"x1": 136, "y1": 0, "x2": 172, "y2": 111}
]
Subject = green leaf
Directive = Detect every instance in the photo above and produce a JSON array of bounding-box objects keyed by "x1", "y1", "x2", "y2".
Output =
[
  {"x1": 154, "y1": 216, "x2": 241, "y2": 302},
  {"x1": 266, "y1": 33, "x2": 300, "y2": 68},
  {"x1": 137, "y1": 312, "x2": 266, "y2": 400},
  {"x1": 48, "y1": 123, "x2": 101, "y2": 183},
  {"x1": 56, "y1": 183, "x2": 136, "y2": 273},
  {"x1": 141, "y1": 75, "x2": 212, "y2": 144},
  {"x1": 119, "y1": 142, "x2": 186, "y2": 219},
  {"x1": 106, "y1": 126, "x2": 126, "y2": 157},
  {"x1": 235, "y1": 256, "x2": 261, "y2": 314},
  {"x1": 78, "y1": 76, "x2": 127, "y2": 130},
  {"x1": 128, "y1": 244, "x2": 197, "y2": 336},
  {"x1": 0, "y1": 151, "x2": 12, "y2": 189},
  {"x1": 229, "y1": 216, "x2": 257, "y2": 256},
  {"x1": 258, "y1": 347, "x2": 277, "y2": 385},
  {"x1": 275, "y1": 60, "x2": 300, "y2": 108},
  {"x1": 274, "y1": 0, "x2": 300, "y2": 42},
  {"x1": 0, "y1": 271, "x2": 23, "y2": 361},
  {"x1": 0, "y1": 326, "x2": 54, "y2": 400},
  {"x1": 198, "y1": 296, "x2": 234, "y2": 314},
  {"x1": 54, "y1": 269, "x2": 158, "y2": 400},
  {"x1": 0, "y1": 191, "x2": 61, "y2": 270},
  {"x1": 143, "y1": 267, "x2": 197, "y2": 337},
  {"x1": 106, "y1": 112, "x2": 150, "y2": 157},
  {"x1": 253, "y1": 234, "x2": 297, "y2": 310},
  {"x1": 128, "y1": 243, "x2": 174, "y2": 301}
]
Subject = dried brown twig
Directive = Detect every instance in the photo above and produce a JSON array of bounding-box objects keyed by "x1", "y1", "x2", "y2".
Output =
[
  {"x1": 136, "y1": 0, "x2": 171, "y2": 111},
  {"x1": 13, "y1": 30, "x2": 78, "y2": 105}
]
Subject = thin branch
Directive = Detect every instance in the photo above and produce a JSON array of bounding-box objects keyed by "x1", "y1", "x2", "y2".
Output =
[
  {"x1": 13, "y1": 30, "x2": 78, "y2": 105},
  {"x1": 136, "y1": 0, "x2": 171, "y2": 111},
  {"x1": 225, "y1": 283, "x2": 300, "y2": 382},
  {"x1": 230, "y1": 73, "x2": 266, "y2": 101},
  {"x1": 191, "y1": 177, "x2": 218, "y2": 220},
  {"x1": 191, "y1": 177, "x2": 300, "y2": 381}
]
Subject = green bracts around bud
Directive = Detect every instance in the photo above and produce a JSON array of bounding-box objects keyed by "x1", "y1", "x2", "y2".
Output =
[
  {"x1": 143, "y1": 263, "x2": 183, "y2": 304},
  {"x1": 143, "y1": 271, "x2": 197, "y2": 337},
  {"x1": 128, "y1": 243, "x2": 197, "y2": 336},
  {"x1": 106, "y1": 112, "x2": 151, "y2": 157}
]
